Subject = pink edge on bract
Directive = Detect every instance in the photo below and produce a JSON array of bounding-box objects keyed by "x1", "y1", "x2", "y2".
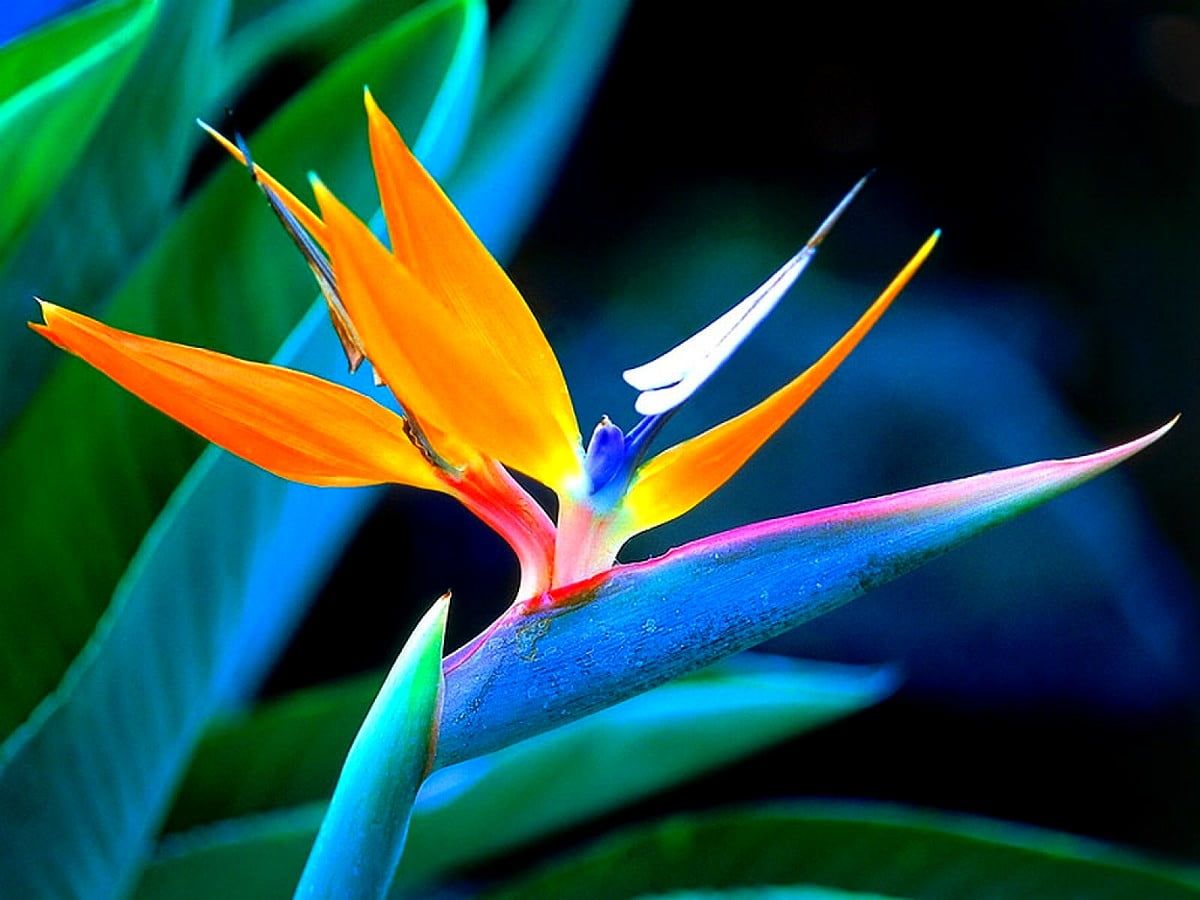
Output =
[
  {"x1": 434, "y1": 420, "x2": 1176, "y2": 766},
  {"x1": 553, "y1": 417, "x2": 1179, "y2": 603}
]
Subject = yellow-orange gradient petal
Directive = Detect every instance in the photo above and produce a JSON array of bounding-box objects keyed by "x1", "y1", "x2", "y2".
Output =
[
  {"x1": 199, "y1": 121, "x2": 329, "y2": 249},
  {"x1": 364, "y1": 90, "x2": 581, "y2": 459},
  {"x1": 32, "y1": 302, "x2": 443, "y2": 490},
  {"x1": 621, "y1": 231, "x2": 941, "y2": 536},
  {"x1": 312, "y1": 177, "x2": 585, "y2": 491}
]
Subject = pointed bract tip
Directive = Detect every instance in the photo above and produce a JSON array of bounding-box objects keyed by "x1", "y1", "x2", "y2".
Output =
[
  {"x1": 363, "y1": 85, "x2": 379, "y2": 115},
  {"x1": 1152, "y1": 414, "x2": 1181, "y2": 441},
  {"x1": 196, "y1": 119, "x2": 222, "y2": 143},
  {"x1": 198, "y1": 120, "x2": 249, "y2": 169},
  {"x1": 27, "y1": 299, "x2": 62, "y2": 343},
  {"x1": 419, "y1": 592, "x2": 452, "y2": 646},
  {"x1": 807, "y1": 175, "x2": 871, "y2": 250},
  {"x1": 1078, "y1": 416, "x2": 1179, "y2": 473}
]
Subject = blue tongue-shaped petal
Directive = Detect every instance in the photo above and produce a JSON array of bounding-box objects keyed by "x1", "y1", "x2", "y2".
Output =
[
  {"x1": 584, "y1": 416, "x2": 626, "y2": 491},
  {"x1": 622, "y1": 174, "x2": 870, "y2": 417}
]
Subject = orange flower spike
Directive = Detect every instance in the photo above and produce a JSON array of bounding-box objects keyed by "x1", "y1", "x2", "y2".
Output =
[
  {"x1": 311, "y1": 174, "x2": 585, "y2": 492},
  {"x1": 363, "y1": 90, "x2": 582, "y2": 481},
  {"x1": 39, "y1": 101, "x2": 938, "y2": 599},
  {"x1": 31, "y1": 301, "x2": 443, "y2": 490},
  {"x1": 620, "y1": 231, "x2": 940, "y2": 536}
]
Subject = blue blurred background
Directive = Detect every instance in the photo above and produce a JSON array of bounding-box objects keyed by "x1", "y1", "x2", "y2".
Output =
[{"x1": 6, "y1": 0, "x2": 1200, "y2": 868}]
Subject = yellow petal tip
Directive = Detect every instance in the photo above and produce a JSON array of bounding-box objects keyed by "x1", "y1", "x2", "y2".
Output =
[
  {"x1": 363, "y1": 86, "x2": 384, "y2": 120},
  {"x1": 197, "y1": 121, "x2": 246, "y2": 167},
  {"x1": 30, "y1": 297, "x2": 64, "y2": 331}
]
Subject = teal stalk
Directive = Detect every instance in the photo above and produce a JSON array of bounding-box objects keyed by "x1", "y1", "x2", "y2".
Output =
[{"x1": 295, "y1": 597, "x2": 448, "y2": 899}]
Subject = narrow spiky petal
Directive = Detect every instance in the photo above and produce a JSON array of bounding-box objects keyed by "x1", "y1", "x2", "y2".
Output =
[
  {"x1": 31, "y1": 301, "x2": 442, "y2": 490},
  {"x1": 623, "y1": 174, "x2": 870, "y2": 416},
  {"x1": 312, "y1": 175, "x2": 585, "y2": 490},
  {"x1": 619, "y1": 231, "x2": 940, "y2": 537},
  {"x1": 364, "y1": 89, "x2": 583, "y2": 486},
  {"x1": 198, "y1": 121, "x2": 330, "y2": 248}
]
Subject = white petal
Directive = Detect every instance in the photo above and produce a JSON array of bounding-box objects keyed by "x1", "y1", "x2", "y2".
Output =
[{"x1": 623, "y1": 174, "x2": 870, "y2": 415}]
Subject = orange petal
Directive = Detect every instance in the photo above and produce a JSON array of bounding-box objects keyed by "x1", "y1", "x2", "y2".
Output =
[
  {"x1": 364, "y1": 91, "x2": 581, "y2": 467},
  {"x1": 32, "y1": 301, "x2": 443, "y2": 490},
  {"x1": 621, "y1": 231, "x2": 941, "y2": 535},
  {"x1": 312, "y1": 177, "x2": 585, "y2": 491},
  {"x1": 198, "y1": 121, "x2": 329, "y2": 249}
]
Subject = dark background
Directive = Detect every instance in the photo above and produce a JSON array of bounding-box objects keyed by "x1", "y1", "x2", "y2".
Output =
[{"x1": 259, "y1": 2, "x2": 1200, "y2": 867}]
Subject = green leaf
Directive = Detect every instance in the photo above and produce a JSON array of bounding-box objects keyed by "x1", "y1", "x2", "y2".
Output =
[
  {"x1": 166, "y1": 672, "x2": 387, "y2": 833},
  {"x1": 135, "y1": 657, "x2": 895, "y2": 898},
  {"x1": 296, "y1": 596, "x2": 447, "y2": 899},
  {"x1": 0, "y1": 0, "x2": 232, "y2": 433},
  {"x1": 166, "y1": 654, "x2": 894, "y2": 833},
  {"x1": 487, "y1": 805, "x2": 1200, "y2": 899},
  {"x1": 0, "y1": 0, "x2": 155, "y2": 258},
  {"x1": 221, "y1": 0, "x2": 424, "y2": 93},
  {"x1": 0, "y1": 0, "x2": 482, "y2": 744},
  {"x1": 643, "y1": 890, "x2": 898, "y2": 900},
  {"x1": 0, "y1": 4, "x2": 484, "y2": 896}
]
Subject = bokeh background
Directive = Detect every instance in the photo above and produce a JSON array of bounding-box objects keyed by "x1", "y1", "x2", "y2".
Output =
[{"x1": 6, "y1": 0, "x2": 1200, "y2": 877}]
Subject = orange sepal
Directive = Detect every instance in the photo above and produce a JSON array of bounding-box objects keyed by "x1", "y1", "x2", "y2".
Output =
[
  {"x1": 364, "y1": 90, "x2": 582, "y2": 468},
  {"x1": 32, "y1": 301, "x2": 444, "y2": 490},
  {"x1": 199, "y1": 121, "x2": 329, "y2": 249},
  {"x1": 312, "y1": 176, "x2": 585, "y2": 491},
  {"x1": 621, "y1": 231, "x2": 941, "y2": 535}
]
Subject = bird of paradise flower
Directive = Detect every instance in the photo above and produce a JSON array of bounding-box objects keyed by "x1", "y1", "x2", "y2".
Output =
[{"x1": 32, "y1": 90, "x2": 1175, "y2": 767}]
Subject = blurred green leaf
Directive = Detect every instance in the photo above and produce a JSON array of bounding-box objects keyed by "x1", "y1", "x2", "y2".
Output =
[
  {"x1": 0, "y1": 3, "x2": 484, "y2": 895},
  {"x1": 221, "y1": 0, "x2": 425, "y2": 93},
  {"x1": 166, "y1": 670, "x2": 387, "y2": 833},
  {"x1": 0, "y1": 0, "x2": 480, "y2": 743},
  {"x1": 166, "y1": 654, "x2": 894, "y2": 832},
  {"x1": 0, "y1": 0, "x2": 231, "y2": 432},
  {"x1": 486, "y1": 805, "x2": 1200, "y2": 899},
  {"x1": 0, "y1": 0, "x2": 445, "y2": 433},
  {"x1": 296, "y1": 596, "x2": 447, "y2": 898},
  {"x1": 0, "y1": 0, "x2": 155, "y2": 258},
  {"x1": 643, "y1": 890, "x2": 897, "y2": 900},
  {"x1": 136, "y1": 657, "x2": 895, "y2": 898}
]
